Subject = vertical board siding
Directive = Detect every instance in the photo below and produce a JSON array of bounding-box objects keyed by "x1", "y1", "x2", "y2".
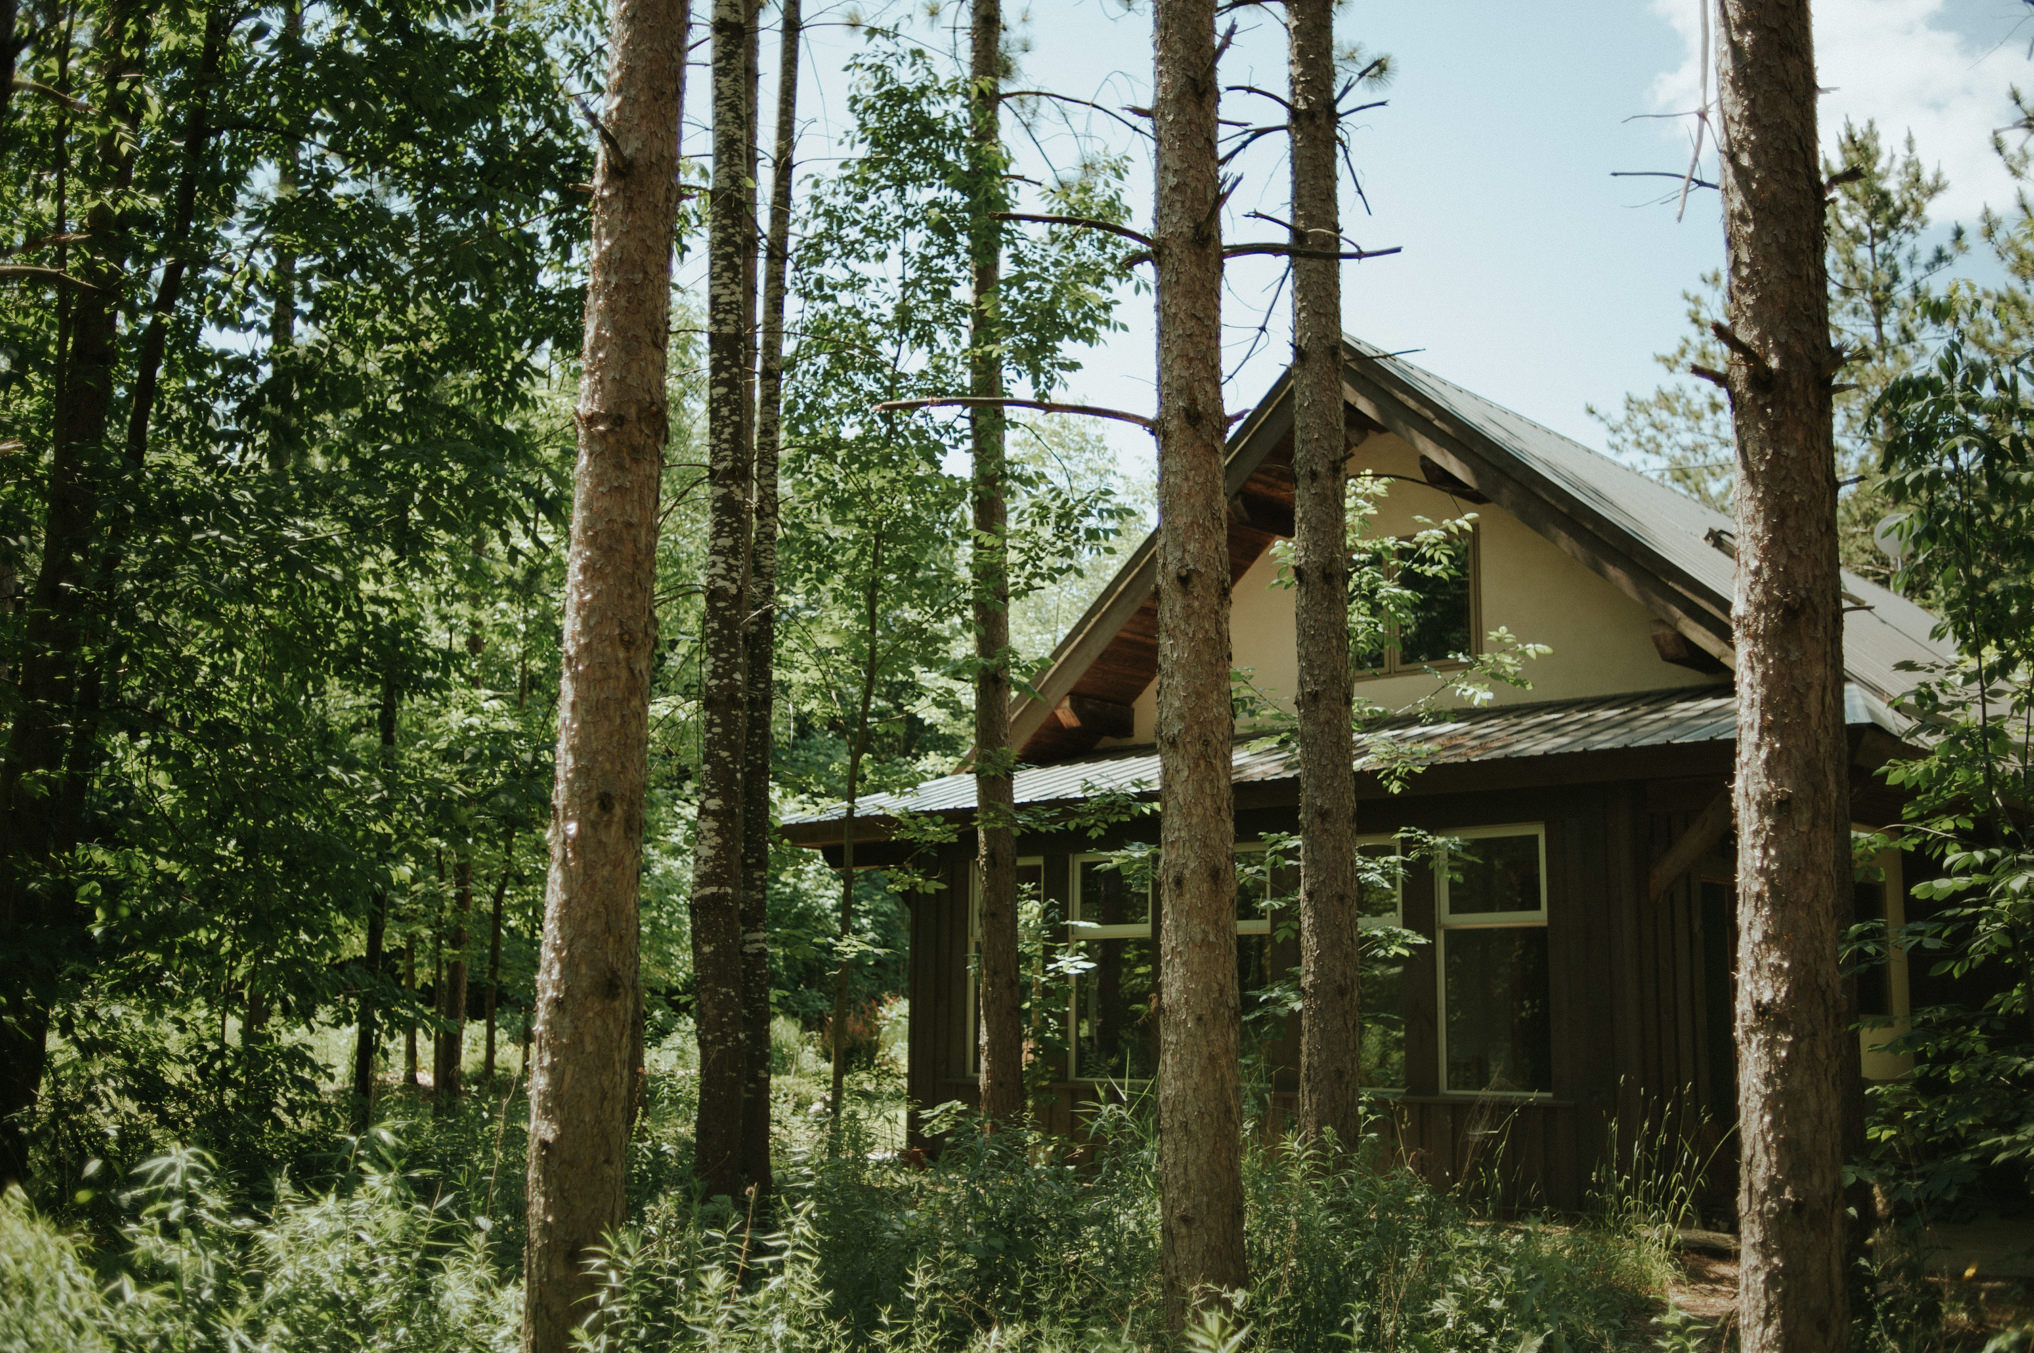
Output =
[{"x1": 898, "y1": 775, "x2": 1740, "y2": 1217}]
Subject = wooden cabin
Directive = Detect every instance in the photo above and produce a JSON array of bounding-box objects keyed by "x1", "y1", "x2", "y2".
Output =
[{"x1": 780, "y1": 337, "x2": 1950, "y2": 1214}]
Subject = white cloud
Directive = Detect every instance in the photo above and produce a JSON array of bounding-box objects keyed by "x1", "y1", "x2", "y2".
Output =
[{"x1": 1650, "y1": 0, "x2": 2028, "y2": 222}]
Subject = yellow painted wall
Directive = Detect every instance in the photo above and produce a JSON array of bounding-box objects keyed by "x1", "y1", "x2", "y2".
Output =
[{"x1": 1106, "y1": 431, "x2": 1725, "y2": 745}]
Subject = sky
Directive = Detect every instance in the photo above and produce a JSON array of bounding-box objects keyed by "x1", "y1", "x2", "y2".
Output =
[{"x1": 679, "y1": 0, "x2": 2034, "y2": 480}]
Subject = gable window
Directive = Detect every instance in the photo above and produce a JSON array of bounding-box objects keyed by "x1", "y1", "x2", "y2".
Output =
[
  {"x1": 1437, "y1": 826, "x2": 1552, "y2": 1095},
  {"x1": 1353, "y1": 529, "x2": 1478, "y2": 676}
]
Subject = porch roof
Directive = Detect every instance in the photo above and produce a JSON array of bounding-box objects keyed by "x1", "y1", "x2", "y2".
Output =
[{"x1": 780, "y1": 683, "x2": 1902, "y2": 829}]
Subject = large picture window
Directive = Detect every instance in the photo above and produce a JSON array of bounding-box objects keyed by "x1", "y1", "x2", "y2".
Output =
[
  {"x1": 1068, "y1": 841, "x2": 1411, "y2": 1090},
  {"x1": 967, "y1": 858, "x2": 1046, "y2": 1075},
  {"x1": 1437, "y1": 826, "x2": 1552, "y2": 1095},
  {"x1": 1357, "y1": 839, "x2": 1410, "y2": 1090}
]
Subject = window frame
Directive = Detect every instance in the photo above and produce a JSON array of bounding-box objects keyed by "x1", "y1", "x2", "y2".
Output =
[
  {"x1": 1354, "y1": 525, "x2": 1482, "y2": 679},
  {"x1": 1433, "y1": 823, "x2": 1553, "y2": 1100},
  {"x1": 1065, "y1": 838, "x2": 1405, "y2": 1085},
  {"x1": 967, "y1": 854, "x2": 1047, "y2": 1077}
]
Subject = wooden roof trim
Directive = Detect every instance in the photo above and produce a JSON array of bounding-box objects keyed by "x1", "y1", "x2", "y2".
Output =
[
  {"x1": 1339, "y1": 357, "x2": 1738, "y2": 670},
  {"x1": 1006, "y1": 372, "x2": 1299, "y2": 757}
]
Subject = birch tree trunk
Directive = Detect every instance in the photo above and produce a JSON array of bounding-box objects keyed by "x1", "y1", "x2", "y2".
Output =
[
  {"x1": 1715, "y1": 3, "x2": 1849, "y2": 1348},
  {"x1": 519, "y1": 0, "x2": 686, "y2": 1342},
  {"x1": 969, "y1": 0, "x2": 1024, "y2": 1129},
  {"x1": 689, "y1": 0, "x2": 757, "y2": 1205},
  {"x1": 738, "y1": 0, "x2": 801, "y2": 1200},
  {"x1": 1286, "y1": 0, "x2": 1360, "y2": 1149},
  {"x1": 1153, "y1": 0, "x2": 1245, "y2": 1326}
]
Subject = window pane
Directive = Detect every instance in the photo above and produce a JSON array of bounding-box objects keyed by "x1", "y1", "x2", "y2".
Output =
[
  {"x1": 1237, "y1": 932, "x2": 1289, "y2": 1081},
  {"x1": 1357, "y1": 842, "x2": 1400, "y2": 921},
  {"x1": 1448, "y1": 834, "x2": 1541, "y2": 916},
  {"x1": 1444, "y1": 927, "x2": 1552, "y2": 1093},
  {"x1": 1074, "y1": 939, "x2": 1157, "y2": 1079},
  {"x1": 1360, "y1": 932, "x2": 1408, "y2": 1089},
  {"x1": 1077, "y1": 858, "x2": 1150, "y2": 926},
  {"x1": 1233, "y1": 849, "x2": 1299, "y2": 925},
  {"x1": 1397, "y1": 557, "x2": 1473, "y2": 665}
]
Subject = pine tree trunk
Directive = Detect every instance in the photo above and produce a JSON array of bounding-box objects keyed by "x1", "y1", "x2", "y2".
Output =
[
  {"x1": 969, "y1": 0, "x2": 1023, "y2": 1129},
  {"x1": 688, "y1": 0, "x2": 757, "y2": 1205},
  {"x1": 519, "y1": 0, "x2": 687, "y2": 1341},
  {"x1": 1287, "y1": 0, "x2": 1360, "y2": 1149},
  {"x1": 1152, "y1": 0, "x2": 1245, "y2": 1326},
  {"x1": 738, "y1": 0, "x2": 801, "y2": 1200},
  {"x1": 1715, "y1": 2, "x2": 1850, "y2": 1348}
]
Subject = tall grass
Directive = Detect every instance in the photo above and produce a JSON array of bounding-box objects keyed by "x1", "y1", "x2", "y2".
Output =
[{"x1": 2, "y1": 1077, "x2": 1677, "y2": 1352}]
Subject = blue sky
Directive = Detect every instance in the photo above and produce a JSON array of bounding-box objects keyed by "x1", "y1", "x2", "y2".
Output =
[{"x1": 683, "y1": 0, "x2": 2034, "y2": 476}]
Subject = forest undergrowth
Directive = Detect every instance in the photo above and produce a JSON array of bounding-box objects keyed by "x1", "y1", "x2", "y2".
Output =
[{"x1": 0, "y1": 1017, "x2": 1691, "y2": 1353}]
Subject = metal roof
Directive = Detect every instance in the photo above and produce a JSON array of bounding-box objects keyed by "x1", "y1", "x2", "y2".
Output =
[
  {"x1": 782, "y1": 684, "x2": 1902, "y2": 825},
  {"x1": 1345, "y1": 339, "x2": 1955, "y2": 704}
]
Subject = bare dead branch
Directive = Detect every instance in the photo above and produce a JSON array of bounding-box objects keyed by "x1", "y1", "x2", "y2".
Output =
[
  {"x1": 1001, "y1": 89, "x2": 1153, "y2": 140},
  {"x1": 1225, "y1": 82, "x2": 1294, "y2": 114},
  {"x1": 1222, "y1": 242, "x2": 1400, "y2": 262},
  {"x1": 873, "y1": 395, "x2": 1155, "y2": 433},
  {"x1": 0, "y1": 263, "x2": 101, "y2": 292},
  {"x1": 1689, "y1": 363, "x2": 1731, "y2": 388},
  {"x1": 1709, "y1": 321, "x2": 1773, "y2": 379},
  {"x1": 993, "y1": 211, "x2": 1153, "y2": 249},
  {"x1": 1612, "y1": 170, "x2": 1719, "y2": 190}
]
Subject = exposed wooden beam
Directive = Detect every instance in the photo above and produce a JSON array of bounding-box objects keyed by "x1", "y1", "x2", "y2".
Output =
[
  {"x1": 1648, "y1": 789, "x2": 1734, "y2": 902},
  {"x1": 1053, "y1": 693, "x2": 1135, "y2": 737},
  {"x1": 1341, "y1": 365, "x2": 1737, "y2": 670},
  {"x1": 1651, "y1": 621, "x2": 1731, "y2": 675}
]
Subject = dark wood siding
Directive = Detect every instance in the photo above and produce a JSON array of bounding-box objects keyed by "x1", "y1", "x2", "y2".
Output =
[{"x1": 898, "y1": 767, "x2": 1753, "y2": 1217}]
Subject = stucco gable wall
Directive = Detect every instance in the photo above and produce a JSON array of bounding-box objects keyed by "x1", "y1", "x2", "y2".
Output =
[{"x1": 1108, "y1": 431, "x2": 1724, "y2": 746}]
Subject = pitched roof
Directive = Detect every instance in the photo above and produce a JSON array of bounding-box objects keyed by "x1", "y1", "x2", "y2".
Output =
[
  {"x1": 1006, "y1": 337, "x2": 1952, "y2": 764},
  {"x1": 779, "y1": 683, "x2": 1905, "y2": 830}
]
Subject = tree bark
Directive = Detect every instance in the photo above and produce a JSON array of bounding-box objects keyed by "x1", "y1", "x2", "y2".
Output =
[
  {"x1": 0, "y1": 0, "x2": 149, "y2": 1191},
  {"x1": 829, "y1": 534, "x2": 885, "y2": 1119},
  {"x1": 404, "y1": 937, "x2": 419, "y2": 1087},
  {"x1": 519, "y1": 0, "x2": 687, "y2": 1341},
  {"x1": 484, "y1": 829, "x2": 515, "y2": 1081},
  {"x1": 1152, "y1": 0, "x2": 1245, "y2": 1327},
  {"x1": 435, "y1": 847, "x2": 473, "y2": 1106},
  {"x1": 351, "y1": 673, "x2": 400, "y2": 1126},
  {"x1": 1715, "y1": 2, "x2": 1850, "y2": 1349},
  {"x1": 969, "y1": 0, "x2": 1023, "y2": 1129},
  {"x1": 1287, "y1": 0, "x2": 1360, "y2": 1149},
  {"x1": 737, "y1": 0, "x2": 801, "y2": 1200},
  {"x1": 688, "y1": 0, "x2": 757, "y2": 1205}
]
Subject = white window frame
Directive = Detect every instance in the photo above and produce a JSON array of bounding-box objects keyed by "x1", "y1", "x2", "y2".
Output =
[
  {"x1": 1354, "y1": 834, "x2": 1408, "y2": 1093},
  {"x1": 1064, "y1": 839, "x2": 1403, "y2": 1084},
  {"x1": 1354, "y1": 526, "x2": 1482, "y2": 679},
  {"x1": 1434, "y1": 823, "x2": 1553, "y2": 1100},
  {"x1": 967, "y1": 855, "x2": 1046, "y2": 1077}
]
